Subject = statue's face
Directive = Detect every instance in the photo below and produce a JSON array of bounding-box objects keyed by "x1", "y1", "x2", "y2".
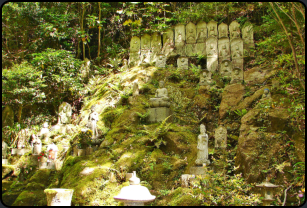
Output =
[
  {"x1": 236, "y1": 46, "x2": 239, "y2": 50},
  {"x1": 264, "y1": 89, "x2": 269, "y2": 94},
  {"x1": 200, "y1": 28, "x2": 204, "y2": 32},
  {"x1": 159, "y1": 81, "x2": 164, "y2": 88},
  {"x1": 224, "y1": 62, "x2": 229, "y2": 67},
  {"x1": 234, "y1": 69, "x2": 239, "y2": 75},
  {"x1": 181, "y1": 59, "x2": 185, "y2": 63}
]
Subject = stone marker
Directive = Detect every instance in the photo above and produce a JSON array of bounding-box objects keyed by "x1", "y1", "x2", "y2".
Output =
[
  {"x1": 185, "y1": 43, "x2": 196, "y2": 57},
  {"x1": 230, "y1": 38, "x2": 244, "y2": 69},
  {"x1": 195, "y1": 124, "x2": 210, "y2": 166},
  {"x1": 141, "y1": 34, "x2": 151, "y2": 65},
  {"x1": 177, "y1": 57, "x2": 189, "y2": 70},
  {"x1": 175, "y1": 24, "x2": 186, "y2": 56},
  {"x1": 215, "y1": 125, "x2": 227, "y2": 148},
  {"x1": 218, "y1": 37, "x2": 230, "y2": 62},
  {"x1": 195, "y1": 42, "x2": 206, "y2": 56},
  {"x1": 229, "y1": 20, "x2": 241, "y2": 40},
  {"x1": 220, "y1": 60, "x2": 232, "y2": 77},
  {"x1": 151, "y1": 32, "x2": 162, "y2": 63},
  {"x1": 162, "y1": 28, "x2": 174, "y2": 57},
  {"x1": 129, "y1": 36, "x2": 141, "y2": 67},
  {"x1": 86, "y1": 105, "x2": 99, "y2": 139},
  {"x1": 196, "y1": 21, "x2": 207, "y2": 43},
  {"x1": 242, "y1": 22, "x2": 255, "y2": 56},
  {"x1": 40, "y1": 122, "x2": 50, "y2": 144},
  {"x1": 218, "y1": 22, "x2": 228, "y2": 38},
  {"x1": 199, "y1": 70, "x2": 212, "y2": 86},
  {"x1": 230, "y1": 67, "x2": 243, "y2": 84},
  {"x1": 32, "y1": 135, "x2": 42, "y2": 155},
  {"x1": 186, "y1": 22, "x2": 196, "y2": 44},
  {"x1": 2, "y1": 105, "x2": 14, "y2": 128},
  {"x1": 109, "y1": 172, "x2": 117, "y2": 183},
  {"x1": 132, "y1": 81, "x2": 139, "y2": 96},
  {"x1": 155, "y1": 54, "x2": 166, "y2": 68},
  {"x1": 207, "y1": 20, "x2": 218, "y2": 38},
  {"x1": 44, "y1": 188, "x2": 74, "y2": 206},
  {"x1": 17, "y1": 128, "x2": 29, "y2": 150},
  {"x1": 2, "y1": 141, "x2": 8, "y2": 159},
  {"x1": 58, "y1": 102, "x2": 72, "y2": 125},
  {"x1": 206, "y1": 37, "x2": 218, "y2": 73}
]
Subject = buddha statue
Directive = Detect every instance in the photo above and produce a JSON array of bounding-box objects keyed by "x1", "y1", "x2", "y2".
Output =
[{"x1": 149, "y1": 81, "x2": 170, "y2": 108}]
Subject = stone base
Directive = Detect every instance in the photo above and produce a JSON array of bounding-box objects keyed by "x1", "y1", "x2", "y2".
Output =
[
  {"x1": 189, "y1": 166, "x2": 207, "y2": 175},
  {"x1": 148, "y1": 107, "x2": 172, "y2": 123},
  {"x1": 2, "y1": 159, "x2": 8, "y2": 165},
  {"x1": 45, "y1": 188, "x2": 74, "y2": 206}
]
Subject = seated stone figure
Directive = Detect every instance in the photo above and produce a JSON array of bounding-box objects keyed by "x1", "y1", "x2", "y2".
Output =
[
  {"x1": 261, "y1": 88, "x2": 272, "y2": 100},
  {"x1": 149, "y1": 81, "x2": 170, "y2": 108},
  {"x1": 199, "y1": 70, "x2": 212, "y2": 86}
]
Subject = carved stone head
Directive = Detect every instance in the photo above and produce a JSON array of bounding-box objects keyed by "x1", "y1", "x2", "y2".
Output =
[{"x1": 159, "y1": 81, "x2": 165, "y2": 88}]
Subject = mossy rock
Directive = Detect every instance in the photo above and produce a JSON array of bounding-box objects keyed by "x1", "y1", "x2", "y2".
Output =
[
  {"x1": 2, "y1": 191, "x2": 23, "y2": 206},
  {"x1": 12, "y1": 190, "x2": 46, "y2": 206}
]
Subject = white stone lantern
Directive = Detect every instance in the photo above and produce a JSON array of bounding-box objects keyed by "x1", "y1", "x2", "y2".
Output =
[
  {"x1": 256, "y1": 178, "x2": 279, "y2": 206},
  {"x1": 114, "y1": 171, "x2": 156, "y2": 206}
]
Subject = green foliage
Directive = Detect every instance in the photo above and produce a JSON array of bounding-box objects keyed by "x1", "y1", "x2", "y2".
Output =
[
  {"x1": 234, "y1": 109, "x2": 248, "y2": 117},
  {"x1": 135, "y1": 111, "x2": 149, "y2": 124}
]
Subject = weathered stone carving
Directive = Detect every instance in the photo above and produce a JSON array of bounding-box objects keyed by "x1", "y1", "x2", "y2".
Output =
[
  {"x1": 129, "y1": 52, "x2": 140, "y2": 67},
  {"x1": 220, "y1": 60, "x2": 232, "y2": 77},
  {"x1": 215, "y1": 125, "x2": 227, "y2": 148},
  {"x1": 58, "y1": 102, "x2": 72, "y2": 125},
  {"x1": 141, "y1": 34, "x2": 151, "y2": 51},
  {"x1": 122, "y1": 59, "x2": 128, "y2": 71},
  {"x1": 148, "y1": 81, "x2": 172, "y2": 123},
  {"x1": 141, "y1": 34, "x2": 151, "y2": 65},
  {"x1": 218, "y1": 37, "x2": 230, "y2": 61},
  {"x1": 218, "y1": 23, "x2": 228, "y2": 38},
  {"x1": 207, "y1": 21, "x2": 218, "y2": 38},
  {"x1": 162, "y1": 29, "x2": 174, "y2": 57},
  {"x1": 186, "y1": 44, "x2": 196, "y2": 56},
  {"x1": 149, "y1": 81, "x2": 170, "y2": 108},
  {"x1": 140, "y1": 50, "x2": 151, "y2": 66},
  {"x1": 175, "y1": 24, "x2": 186, "y2": 56},
  {"x1": 130, "y1": 36, "x2": 141, "y2": 53},
  {"x1": 230, "y1": 67, "x2": 243, "y2": 84},
  {"x1": 261, "y1": 88, "x2": 272, "y2": 100},
  {"x1": 186, "y1": 22, "x2": 196, "y2": 44},
  {"x1": 155, "y1": 54, "x2": 166, "y2": 68},
  {"x1": 195, "y1": 42, "x2": 206, "y2": 56},
  {"x1": 32, "y1": 135, "x2": 42, "y2": 155},
  {"x1": 132, "y1": 82, "x2": 139, "y2": 96},
  {"x1": 199, "y1": 70, "x2": 212, "y2": 86},
  {"x1": 177, "y1": 57, "x2": 189, "y2": 70},
  {"x1": 151, "y1": 32, "x2": 162, "y2": 63},
  {"x1": 196, "y1": 21, "x2": 207, "y2": 43},
  {"x1": 206, "y1": 37, "x2": 218, "y2": 73},
  {"x1": 229, "y1": 20, "x2": 241, "y2": 40},
  {"x1": 195, "y1": 124, "x2": 210, "y2": 166},
  {"x1": 231, "y1": 38, "x2": 244, "y2": 69},
  {"x1": 87, "y1": 105, "x2": 99, "y2": 139},
  {"x1": 39, "y1": 122, "x2": 50, "y2": 143},
  {"x1": 17, "y1": 128, "x2": 29, "y2": 149},
  {"x1": 242, "y1": 22, "x2": 255, "y2": 56}
]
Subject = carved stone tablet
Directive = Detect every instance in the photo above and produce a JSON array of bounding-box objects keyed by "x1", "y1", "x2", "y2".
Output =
[
  {"x1": 242, "y1": 22, "x2": 254, "y2": 45},
  {"x1": 231, "y1": 38, "x2": 244, "y2": 69},
  {"x1": 230, "y1": 67, "x2": 243, "y2": 84},
  {"x1": 162, "y1": 29, "x2": 175, "y2": 57},
  {"x1": 58, "y1": 102, "x2": 72, "y2": 124},
  {"x1": 140, "y1": 49, "x2": 151, "y2": 65},
  {"x1": 229, "y1": 20, "x2": 241, "y2": 40},
  {"x1": 206, "y1": 37, "x2": 218, "y2": 73},
  {"x1": 218, "y1": 37, "x2": 230, "y2": 61},
  {"x1": 186, "y1": 43, "x2": 196, "y2": 56},
  {"x1": 151, "y1": 32, "x2": 162, "y2": 63},
  {"x1": 155, "y1": 54, "x2": 166, "y2": 68},
  {"x1": 196, "y1": 21, "x2": 207, "y2": 43},
  {"x1": 215, "y1": 125, "x2": 227, "y2": 148},
  {"x1": 220, "y1": 60, "x2": 232, "y2": 77},
  {"x1": 129, "y1": 52, "x2": 140, "y2": 67},
  {"x1": 175, "y1": 24, "x2": 186, "y2": 56},
  {"x1": 207, "y1": 20, "x2": 218, "y2": 38},
  {"x1": 130, "y1": 36, "x2": 140, "y2": 53},
  {"x1": 177, "y1": 57, "x2": 189, "y2": 70},
  {"x1": 218, "y1": 23, "x2": 228, "y2": 38},
  {"x1": 199, "y1": 70, "x2": 212, "y2": 86},
  {"x1": 195, "y1": 42, "x2": 206, "y2": 56},
  {"x1": 186, "y1": 22, "x2": 196, "y2": 44},
  {"x1": 141, "y1": 34, "x2": 151, "y2": 51}
]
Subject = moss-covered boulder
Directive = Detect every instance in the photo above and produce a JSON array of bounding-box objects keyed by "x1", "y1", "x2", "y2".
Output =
[{"x1": 244, "y1": 67, "x2": 277, "y2": 85}]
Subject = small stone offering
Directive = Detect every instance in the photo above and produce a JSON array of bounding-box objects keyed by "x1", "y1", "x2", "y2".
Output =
[{"x1": 155, "y1": 54, "x2": 166, "y2": 68}]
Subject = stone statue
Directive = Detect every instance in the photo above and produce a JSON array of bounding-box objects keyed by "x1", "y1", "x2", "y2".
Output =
[
  {"x1": 220, "y1": 60, "x2": 232, "y2": 77},
  {"x1": 215, "y1": 126, "x2": 227, "y2": 148},
  {"x1": 186, "y1": 22, "x2": 196, "y2": 44},
  {"x1": 122, "y1": 59, "x2": 128, "y2": 71},
  {"x1": 196, "y1": 21, "x2": 207, "y2": 43},
  {"x1": 232, "y1": 45, "x2": 242, "y2": 59},
  {"x1": 58, "y1": 102, "x2": 72, "y2": 125},
  {"x1": 17, "y1": 128, "x2": 29, "y2": 149},
  {"x1": 2, "y1": 141, "x2": 8, "y2": 159},
  {"x1": 130, "y1": 36, "x2": 141, "y2": 53},
  {"x1": 199, "y1": 70, "x2": 212, "y2": 86},
  {"x1": 39, "y1": 122, "x2": 50, "y2": 143},
  {"x1": 87, "y1": 105, "x2": 99, "y2": 139},
  {"x1": 261, "y1": 88, "x2": 272, "y2": 100},
  {"x1": 32, "y1": 135, "x2": 42, "y2": 155},
  {"x1": 149, "y1": 81, "x2": 170, "y2": 108},
  {"x1": 230, "y1": 67, "x2": 243, "y2": 84},
  {"x1": 219, "y1": 44, "x2": 229, "y2": 58},
  {"x1": 132, "y1": 82, "x2": 139, "y2": 96},
  {"x1": 209, "y1": 26, "x2": 215, "y2": 37},
  {"x1": 195, "y1": 124, "x2": 210, "y2": 166},
  {"x1": 177, "y1": 57, "x2": 189, "y2": 70},
  {"x1": 208, "y1": 44, "x2": 217, "y2": 56},
  {"x1": 230, "y1": 21, "x2": 241, "y2": 40},
  {"x1": 155, "y1": 54, "x2": 166, "y2": 68}
]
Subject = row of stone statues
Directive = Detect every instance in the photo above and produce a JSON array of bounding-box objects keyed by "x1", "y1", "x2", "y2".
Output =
[{"x1": 129, "y1": 20, "x2": 254, "y2": 69}]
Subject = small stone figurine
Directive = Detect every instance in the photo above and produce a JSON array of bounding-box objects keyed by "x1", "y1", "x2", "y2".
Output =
[
  {"x1": 195, "y1": 124, "x2": 210, "y2": 166},
  {"x1": 261, "y1": 88, "x2": 272, "y2": 100},
  {"x1": 149, "y1": 81, "x2": 170, "y2": 108},
  {"x1": 39, "y1": 122, "x2": 50, "y2": 143},
  {"x1": 132, "y1": 82, "x2": 139, "y2": 97},
  {"x1": 87, "y1": 105, "x2": 99, "y2": 139}
]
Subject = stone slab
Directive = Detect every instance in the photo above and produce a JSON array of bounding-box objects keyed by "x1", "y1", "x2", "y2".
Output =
[
  {"x1": 148, "y1": 107, "x2": 172, "y2": 123},
  {"x1": 189, "y1": 166, "x2": 206, "y2": 175}
]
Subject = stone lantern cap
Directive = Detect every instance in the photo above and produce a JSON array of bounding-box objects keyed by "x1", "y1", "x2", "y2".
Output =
[
  {"x1": 114, "y1": 171, "x2": 156, "y2": 202},
  {"x1": 47, "y1": 143, "x2": 58, "y2": 152},
  {"x1": 256, "y1": 178, "x2": 279, "y2": 188}
]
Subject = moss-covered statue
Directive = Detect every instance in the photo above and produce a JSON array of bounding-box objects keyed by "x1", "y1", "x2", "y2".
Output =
[
  {"x1": 261, "y1": 88, "x2": 272, "y2": 100},
  {"x1": 86, "y1": 105, "x2": 99, "y2": 139},
  {"x1": 195, "y1": 124, "x2": 210, "y2": 166},
  {"x1": 149, "y1": 81, "x2": 170, "y2": 108}
]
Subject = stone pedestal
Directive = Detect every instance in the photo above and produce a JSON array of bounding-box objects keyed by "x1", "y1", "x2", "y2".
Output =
[
  {"x1": 2, "y1": 159, "x2": 8, "y2": 165},
  {"x1": 148, "y1": 107, "x2": 172, "y2": 123},
  {"x1": 44, "y1": 188, "x2": 74, "y2": 206},
  {"x1": 189, "y1": 166, "x2": 207, "y2": 175},
  {"x1": 11, "y1": 148, "x2": 17, "y2": 155}
]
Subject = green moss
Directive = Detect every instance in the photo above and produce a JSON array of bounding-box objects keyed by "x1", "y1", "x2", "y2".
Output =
[{"x1": 12, "y1": 190, "x2": 46, "y2": 206}]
